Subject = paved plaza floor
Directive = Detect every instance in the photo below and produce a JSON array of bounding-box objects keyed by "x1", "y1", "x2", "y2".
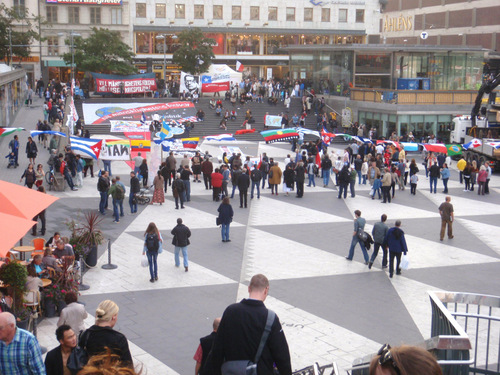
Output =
[{"x1": 2, "y1": 99, "x2": 500, "y2": 374}]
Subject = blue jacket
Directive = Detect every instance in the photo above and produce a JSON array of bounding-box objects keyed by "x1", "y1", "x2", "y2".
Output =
[
  {"x1": 440, "y1": 168, "x2": 450, "y2": 179},
  {"x1": 217, "y1": 203, "x2": 233, "y2": 225},
  {"x1": 384, "y1": 227, "x2": 408, "y2": 254}
]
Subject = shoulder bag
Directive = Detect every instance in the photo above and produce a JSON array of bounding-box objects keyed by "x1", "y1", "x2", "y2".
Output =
[
  {"x1": 221, "y1": 310, "x2": 276, "y2": 375},
  {"x1": 67, "y1": 330, "x2": 90, "y2": 374}
]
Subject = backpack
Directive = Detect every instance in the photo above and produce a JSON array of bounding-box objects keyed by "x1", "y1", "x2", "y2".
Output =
[
  {"x1": 115, "y1": 184, "x2": 125, "y2": 200},
  {"x1": 174, "y1": 179, "x2": 185, "y2": 192},
  {"x1": 146, "y1": 233, "x2": 159, "y2": 252}
]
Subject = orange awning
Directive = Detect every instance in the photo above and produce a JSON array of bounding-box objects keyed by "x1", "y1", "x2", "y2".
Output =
[
  {"x1": 0, "y1": 213, "x2": 37, "y2": 257},
  {"x1": 0, "y1": 180, "x2": 59, "y2": 219}
]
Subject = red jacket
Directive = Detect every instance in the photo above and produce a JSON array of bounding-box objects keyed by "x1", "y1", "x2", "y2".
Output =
[{"x1": 211, "y1": 172, "x2": 223, "y2": 188}]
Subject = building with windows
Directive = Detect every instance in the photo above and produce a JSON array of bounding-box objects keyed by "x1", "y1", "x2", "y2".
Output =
[{"x1": 131, "y1": 0, "x2": 383, "y2": 80}]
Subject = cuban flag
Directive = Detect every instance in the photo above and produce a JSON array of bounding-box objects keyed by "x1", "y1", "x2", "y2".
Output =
[
  {"x1": 69, "y1": 137, "x2": 102, "y2": 159},
  {"x1": 463, "y1": 138, "x2": 482, "y2": 150},
  {"x1": 204, "y1": 134, "x2": 236, "y2": 142}
]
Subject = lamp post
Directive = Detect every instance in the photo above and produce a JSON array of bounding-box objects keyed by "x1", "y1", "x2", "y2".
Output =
[
  {"x1": 155, "y1": 34, "x2": 167, "y2": 84},
  {"x1": 59, "y1": 31, "x2": 81, "y2": 82}
]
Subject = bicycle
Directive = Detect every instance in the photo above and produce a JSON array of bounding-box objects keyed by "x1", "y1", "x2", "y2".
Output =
[{"x1": 45, "y1": 167, "x2": 55, "y2": 190}]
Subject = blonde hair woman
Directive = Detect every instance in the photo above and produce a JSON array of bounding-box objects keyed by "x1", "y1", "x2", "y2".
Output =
[{"x1": 78, "y1": 300, "x2": 133, "y2": 367}]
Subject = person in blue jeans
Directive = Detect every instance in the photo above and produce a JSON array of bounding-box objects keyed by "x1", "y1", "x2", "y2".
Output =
[
  {"x1": 306, "y1": 161, "x2": 316, "y2": 187},
  {"x1": 440, "y1": 163, "x2": 450, "y2": 193},
  {"x1": 345, "y1": 210, "x2": 369, "y2": 264},
  {"x1": 108, "y1": 178, "x2": 124, "y2": 223},
  {"x1": 97, "y1": 171, "x2": 110, "y2": 214},
  {"x1": 429, "y1": 161, "x2": 440, "y2": 194},
  {"x1": 250, "y1": 165, "x2": 262, "y2": 199},
  {"x1": 217, "y1": 197, "x2": 234, "y2": 242},
  {"x1": 171, "y1": 218, "x2": 191, "y2": 272},
  {"x1": 129, "y1": 171, "x2": 140, "y2": 213},
  {"x1": 143, "y1": 222, "x2": 162, "y2": 282},
  {"x1": 180, "y1": 165, "x2": 192, "y2": 202}
]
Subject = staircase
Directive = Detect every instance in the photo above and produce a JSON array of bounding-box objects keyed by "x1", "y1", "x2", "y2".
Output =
[{"x1": 76, "y1": 96, "x2": 321, "y2": 142}]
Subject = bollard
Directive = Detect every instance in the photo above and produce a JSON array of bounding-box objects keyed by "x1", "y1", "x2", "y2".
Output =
[
  {"x1": 102, "y1": 239, "x2": 118, "y2": 270},
  {"x1": 78, "y1": 259, "x2": 90, "y2": 291}
]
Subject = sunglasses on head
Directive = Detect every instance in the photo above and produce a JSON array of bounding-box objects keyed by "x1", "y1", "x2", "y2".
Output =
[{"x1": 377, "y1": 344, "x2": 401, "y2": 375}]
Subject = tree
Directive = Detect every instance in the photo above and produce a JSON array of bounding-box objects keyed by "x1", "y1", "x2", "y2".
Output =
[
  {"x1": 0, "y1": 4, "x2": 44, "y2": 65},
  {"x1": 63, "y1": 27, "x2": 136, "y2": 75},
  {"x1": 172, "y1": 28, "x2": 215, "y2": 75}
]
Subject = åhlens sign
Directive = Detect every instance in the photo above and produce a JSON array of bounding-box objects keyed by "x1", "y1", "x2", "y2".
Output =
[{"x1": 383, "y1": 14, "x2": 414, "y2": 32}]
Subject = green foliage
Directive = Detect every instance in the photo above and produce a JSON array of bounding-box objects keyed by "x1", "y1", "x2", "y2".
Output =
[
  {"x1": 172, "y1": 28, "x2": 215, "y2": 75},
  {"x1": 0, "y1": 261, "x2": 27, "y2": 313},
  {"x1": 63, "y1": 27, "x2": 137, "y2": 75},
  {"x1": 0, "y1": 4, "x2": 46, "y2": 64},
  {"x1": 66, "y1": 211, "x2": 105, "y2": 257}
]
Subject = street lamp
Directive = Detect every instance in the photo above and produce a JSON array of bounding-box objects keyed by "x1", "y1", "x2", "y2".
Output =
[
  {"x1": 58, "y1": 31, "x2": 81, "y2": 82},
  {"x1": 155, "y1": 34, "x2": 178, "y2": 96}
]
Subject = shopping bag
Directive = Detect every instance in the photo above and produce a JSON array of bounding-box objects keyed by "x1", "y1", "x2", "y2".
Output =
[
  {"x1": 141, "y1": 254, "x2": 149, "y2": 267},
  {"x1": 400, "y1": 254, "x2": 410, "y2": 270}
]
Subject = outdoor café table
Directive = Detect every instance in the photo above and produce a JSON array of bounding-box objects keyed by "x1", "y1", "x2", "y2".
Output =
[
  {"x1": 41, "y1": 278, "x2": 52, "y2": 288},
  {"x1": 12, "y1": 245, "x2": 35, "y2": 261}
]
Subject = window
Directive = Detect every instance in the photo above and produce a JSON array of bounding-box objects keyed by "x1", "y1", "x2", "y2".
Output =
[
  {"x1": 13, "y1": 0, "x2": 25, "y2": 16},
  {"x1": 286, "y1": 7, "x2": 295, "y2": 21},
  {"x1": 250, "y1": 6, "x2": 259, "y2": 21},
  {"x1": 194, "y1": 5, "x2": 204, "y2": 19},
  {"x1": 356, "y1": 9, "x2": 364, "y2": 23},
  {"x1": 339, "y1": 9, "x2": 347, "y2": 22},
  {"x1": 232, "y1": 6, "x2": 241, "y2": 20},
  {"x1": 268, "y1": 7, "x2": 277, "y2": 21},
  {"x1": 68, "y1": 7, "x2": 79, "y2": 24},
  {"x1": 47, "y1": 36, "x2": 58, "y2": 56},
  {"x1": 321, "y1": 8, "x2": 330, "y2": 22},
  {"x1": 213, "y1": 5, "x2": 222, "y2": 19},
  {"x1": 111, "y1": 8, "x2": 122, "y2": 24},
  {"x1": 156, "y1": 4, "x2": 166, "y2": 18},
  {"x1": 304, "y1": 8, "x2": 313, "y2": 22},
  {"x1": 136, "y1": 3, "x2": 146, "y2": 18},
  {"x1": 46, "y1": 6, "x2": 57, "y2": 23},
  {"x1": 175, "y1": 4, "x2": 185, "y2": 19},
  {"x1": 90, "y1": 7, "x2": 101, "y2": 24}
]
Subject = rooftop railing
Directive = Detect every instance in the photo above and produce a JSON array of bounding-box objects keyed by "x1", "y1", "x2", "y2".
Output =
[{"x1": 350, "y1": 88, "x2": 477, "y2": 106}]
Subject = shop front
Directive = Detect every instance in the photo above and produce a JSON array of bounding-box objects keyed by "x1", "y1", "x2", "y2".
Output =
[{"x1": 0, "y1": 68, "x2": 26, "y2": 128}]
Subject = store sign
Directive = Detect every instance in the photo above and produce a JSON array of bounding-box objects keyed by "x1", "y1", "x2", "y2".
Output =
[
  {"x1": 383, "y1": 14, "x2": 413, "y2": 32},
  {"x1": 46, "y1": 0, "x2": 122, "y2": 5}
]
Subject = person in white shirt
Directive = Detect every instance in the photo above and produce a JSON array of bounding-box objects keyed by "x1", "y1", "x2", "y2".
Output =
[{"x1": 57, "y1": 291, "x2": 88, "y2": 336}]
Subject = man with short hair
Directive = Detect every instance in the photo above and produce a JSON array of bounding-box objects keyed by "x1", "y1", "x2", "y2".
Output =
[
  {"x1": 206, "y1": 274, "x2": 292, "y2": 375},
  {"x1": 201, "y1": 157, "x2": 213, "y2": 190},
  {"x1": 53, "y1": 239, "x2": 75, "y2": 259},
  {"x1": 0, "y1": 312, "x2": 46, "y2": 375},
  {"x1": 171, "y1": 218, "x2": 191, "y2": 272},
  {"x1": 384, "y1": 220, "x2": 408, "y2": 278},
  {"x1": 129, "y1": 171, "x2": 141, "y2": 214},
  {"x1": 237, "y1": 167, "x2": 250, "y2": 208},
  {"x1": 193, "y1": 318, "x2": 221, "y2": 375},
  {"x1": 345, "y1": 210, "x2": 369, "y2": 264},
  {"x1": 108, "y1": 178, "x2": 124, "y2": 223},
  {"x1": 44, "y1": 325, "x2": 77, "y2": 375},
  {"x1": 97, "y1": 171, "x2": 110, "y2": 215},
  {"x1": 250, "y1": 164, "x2": 262, "y2": 199},
  {"x1": 438, "y1": 196, "x2": 454, "y2": 241},
  {"x1": 369, "y1": 214, "x2": 389, "y2": 269},
  {"x1": 133, "y1": 152, "x2": 143, "y2": 179}
]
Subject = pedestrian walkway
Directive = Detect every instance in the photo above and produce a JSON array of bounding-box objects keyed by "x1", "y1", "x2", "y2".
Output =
[{"x1": 2, "y1": 101, "x2": 500, "y2": 374}]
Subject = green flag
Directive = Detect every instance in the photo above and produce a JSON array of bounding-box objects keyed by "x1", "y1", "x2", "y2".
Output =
[{"x1": 445, "y1": 144, "x2": 462, "y2": 156}]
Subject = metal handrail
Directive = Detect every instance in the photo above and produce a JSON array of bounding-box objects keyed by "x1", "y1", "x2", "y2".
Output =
[{"x1": 303, "y1": 89, "x2": 353, "y2": 128}]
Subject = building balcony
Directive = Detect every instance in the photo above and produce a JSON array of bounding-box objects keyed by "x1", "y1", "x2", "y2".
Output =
[{"x1": 350, "y1": 88, "x2": 477, "y2": 106}]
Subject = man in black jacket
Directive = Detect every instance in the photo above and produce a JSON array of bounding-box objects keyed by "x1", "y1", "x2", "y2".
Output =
[
  {"x1": 171, "y1": 218, "x2": 191, "y2": 271},
  {"x1": 237, "y1": 167, "x2": 250, "y2": 208},
  {"x1": 97, "y1": 171, "x2": 110, "y2": 214},
  {"x1": 295, "y1": 161, "x2": 306, "y2": 198},
  {"x1": 194, "y1": 318, "x2": 221, "y2": 375},
  {"x1": 129, "y1": 171, "x2": 141, "y2": 214},
  {"x1": 206, "y1": 274, "x2": 292, "y2": 375},
  {"x1": 44, "y1": 325, "x2": 77, "y2": 375}
]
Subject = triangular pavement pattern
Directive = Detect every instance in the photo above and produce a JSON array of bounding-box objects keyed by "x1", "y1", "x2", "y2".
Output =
[
  {"x1": 457, "y1": 218, "x2": 500, "y2": 256},
  {"x1": 421, "y1": 189, "x2": 500, "y2": 216}
]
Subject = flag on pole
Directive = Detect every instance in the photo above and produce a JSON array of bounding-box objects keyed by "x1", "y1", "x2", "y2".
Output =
[
  {"x1": 236, "y1": 61, "x2": 244, "y2": 72},
  {"x1": 159, "y1": 118, "x2": 172, "y2": 140},
  {"x1": 69, "y1": 137, "x2": 102, "y2": 159}
]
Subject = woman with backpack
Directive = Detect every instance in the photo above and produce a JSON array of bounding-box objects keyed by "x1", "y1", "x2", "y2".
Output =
[{"x1": 143, "y1": 222, "x2": 162, "y2": 283}]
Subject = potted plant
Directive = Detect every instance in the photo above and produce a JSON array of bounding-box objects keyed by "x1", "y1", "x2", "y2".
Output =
[
  {"x1": 67, "y1": 211, "x2": 105, "y2": 267},
  {"x1": 0, "y1": 261, "x2": 29, "y2": 327}
]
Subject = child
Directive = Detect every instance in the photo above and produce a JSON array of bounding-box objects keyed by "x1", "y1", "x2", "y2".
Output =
[
  {"x1": 371, "y1": 176, "x2": 382, "y2": 200},
  {"x1": 410, "y1": 173, "x2": 418, "y2": 195}
]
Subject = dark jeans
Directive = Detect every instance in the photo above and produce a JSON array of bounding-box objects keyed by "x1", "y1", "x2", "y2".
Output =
[
  {"x1": 296, "y1": 181, "x2": 304, "y2": 197},
  {"x1": 429, "y1": 176, "x2": 437, "y2": 193},
  {"x1": 213, "y1": 186, "x2": 221, "y2": 201},
  {"x1": 31, "y1": 211, "x2": 46, "y2": 235},
  {"x1": 261, "y1": 173, "x2": 267, "y2": 188},
  {"x1": 175, "y1": 192, "x2": 185, "y2": 208},
  {"x1": 349, "y1": 180, "x2": 356, "y2": 197},
  {"x1": 389, "y1": 252, "x2": 402, "y2": 276},
  {"x1": 146, "y1": 251, "x2": 158, "y2": 280},
  {"x1": 222, "y1": 181, "x2": 228, "y2": 197},
  {"x1": 83, "y1": 164, "x2": 94, "y2": 177},
  {"x1": 129, "y1": 192, "x2": 137, "y2": 213},
  {"x1": 410, "y1": 183, "x2": 417, "y2": 195},
  {"x1": 203, "y1": 173, "x2": 212, "y2": 189},
  {"x1": 369, "y1": 243, "x2": 387, "y2": 267},
  {"x1": 99, "y1": 191, "x2": 108, "y2": 214},
  {"x1": 239, "y1": 190, "x2": 248, "y2": 207},
  {"x1": 485, "y1": 178, "x2": 490, "y2": 194},
  {"x1": 338, "y1": 183, "x2": 348, "y2": 198},
  {"x1": 251, "y1": 181, "x2": 260, "y2": 198},
  {"x1": 64, "y1": 170, "x2": 74, "y2": 189},
  {"x1": 442, "y1": 178, "x2": 449, "y2": 193},
  {"x1": 382, "y1": 186, "x2": 391, "y2": 202}
]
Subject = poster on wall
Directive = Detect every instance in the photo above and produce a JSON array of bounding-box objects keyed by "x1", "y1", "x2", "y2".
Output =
[
  {"x1": 82, "y1": 102, "x2": 198, "y2": 125},
  {"x1": 179, "y1": 72, "x2": 200, "y2": 96},
  {"x1": 92, "y1": 72, "x2": 157, "y2": 95}
]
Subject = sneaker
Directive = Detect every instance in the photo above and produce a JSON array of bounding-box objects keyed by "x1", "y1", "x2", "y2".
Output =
[
  {"x1": 368, "y1": 262, "x2": 373, "y2": 269},
  {"x1": 155, "y1": 276, "x2": 158, "y2": 281},
  {"x1": 150, "y1": 278, "x2": 154, "y2": 283}
]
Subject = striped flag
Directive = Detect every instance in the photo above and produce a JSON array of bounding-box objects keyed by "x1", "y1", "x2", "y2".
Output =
[
  {"x1": 130, "y1": 139, "x2": 151, "y2": 152},
  {"x1": 463, "y1": 138, "x2": 482, "y2": 150},
  {"x1": 182, "y1": 137, "x2": 199, "y2": 149},
  {"x1": 204, "y1": 134, "x2": 236, "y2": 141},
  {"x1": 30, "y1": 130, "x2": 67, "y2": 138},
  {"x1": 260, "y1": 128, "x2": 299, "y2": 143},
  {"x1": 0, "y1": 128, "x2": 25, "y2": 137},
  {"x1": 69, "y1": 137, "x2": 102, "y2": 159},
  {"x1": 140, "y1": 111, "x2": 146, "y2": 125}
]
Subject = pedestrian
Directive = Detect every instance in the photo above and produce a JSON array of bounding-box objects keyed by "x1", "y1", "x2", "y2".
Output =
[
  {"x1": 83, "y1": 157, "x2": 94, "y2": 178},
  {"x1": 97, "y1": 171, "x2": 110, "y2": 215},
  {"x1": 345, "y1": 210, "x2": 369, "y2": 264},
  {"x1": 133, "y1": 152, "x2": 143, "y2": 178},
  {"x1": 218, "y1": 197, "x2": 234, "y2": 242},
  {"x1": 160, "y1": 162, "x2": 170, "y2": 193},
  {"x1": 143, "y1": 222, "x2": 162, "y2": 282},
  {"x1": 44, "y1": 325, "x2": 77, "y2": 375},
  {"x1": 102, "y1": 159, "x2": 112, "y2": 177},
  {"x1": 440, "y1": 163, "x2": 450, "y2": 193},
  {"x1": 221, "y1": 164, "x2": 230, "y2": 198},
  {"x1": 337, "y1": 163, "x2": 350, "y2": 199},
  {"x1": 171, "y1": 218, "x2": 191, "y2": 272},
  {"x1": 35, "y1": 163, "x2": 45, "y2": 188},
  {"x1": 250, "y1": 164, "x2": 262, "y2": 199},
  {"x1": 193, "y1": 318, "x2": 221, "y2": 375},
  {"x1": 282, "y1": 164, "x2": 294, "y2": 196},
  {"x1": 211, "y1": 168, "x2": 223, "y2": 201},
  {"x1": 201, "y1": 157, "x2": 213, "y2": 190},
  {"x1": 0, "y1": 312, "x2": 46, "y2": 374},
  {"x1": 192, "y1": 151, "x2": 202, "y2": 182},
  {"x1": 484, "y1": 162, "x2": 492, "y2": 194},
  {"x1": 384, "y1": 220, "x2": 408, "y2": 278},
  {"x1": 354, "y1": 155, "x2": 363, "y2": 184},
  {"x1": 229, "y1": 166, "x2": 242, "y2": 199},
  {"x1": 429, "y1": 161, "x2": 440, "y2": 194},
  {"x1": 369, "y1": 344, "x2": 443, "y2": 375},
  {"x1": 321, "y1": 154, "x2": 333, "y2": 187},
  {"x1": 139, "y1": 159, "x2": 148, "y2": 187},
  {"x1": 295, "y1": 161, "x2": 306, "y2": 198},
  {"x1": 166, "y1": 151, "x2": 177, "y2": 183},
  {"x1": 367, "y1": 161, "x2": 380, "y2": 186},
  {"x1": 306, "y1": 159, "x2": 316, "y2": 187},
  {"x1": 470, "y1": 160, "x2": 478, "y2": 192},
  {"x1": 205, "y1": 274, "x2": 292, "y2": 375},
  {"x1": 108, "y1": 178, "x2": 125, "y2": 223},
  {"x1": 79, "y1": 300, "x2": 133, "y2": 366},
  {"x1": 151, "y1": 170, "x2": 165, "y2": 205},
  {"x1": 56, "y1": 291, "x2": 88, "y2": 336},
  {"x1": 180, "y1": 165, "x2": 193, "y2": 202},
  {"x1": 259, "y1": 158, "x2": 269, "y2": 189},
  {"x1": 26, "y1": 136, "x2": 38, "y2": 165},
  {"x1": 31, "y1": 186, "x2": 47, "y2": 236},
  {"x1": 462, "y1": 161, "x2": 472, "y2": 191},
  {"x1": 438, "y1": 196, "x2": 454, "y2": 241},
  {"x1": 129, "y1": 171, "x2": 140, "y2": 214},
  {"x1": 237, "y1": 167, "x2": 250, "y2": 208},
  {"x1": 9, "y1": 135, "x2": 20, "y2": 167},
  {"x1": 21, "y1": 163, "x2": 36, "y2": 188},
  {"x1": 172, "y1": 173, "x2": 186, "y2": 209},
  {"x1": 371, "y1": 175, "x2": 382, "y2": 199},
  {"x1": 477, "y1": 165, "x2": 488, "y2": 195},
  {"x1": 361, "y1": 157, "x2": 368, "y2": 185},
  {"x1": 75, "y1": 155, "x2": 85, "y2": 187},
  {"x1": 368, "y1": 214, "x2": 389, "y2": 269},
  {"x1": 410, "y1": 173, "x2": 418, "y2": 195},
  {"x1": 349, "y1": 166, "x2": 357, "y2": 198},
  {"x1": 381, "y1": 167, "x2": 392, "y2": 203},
  {"x1": 268, "y1": 161, "x2": 282, "y2": 195}
]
